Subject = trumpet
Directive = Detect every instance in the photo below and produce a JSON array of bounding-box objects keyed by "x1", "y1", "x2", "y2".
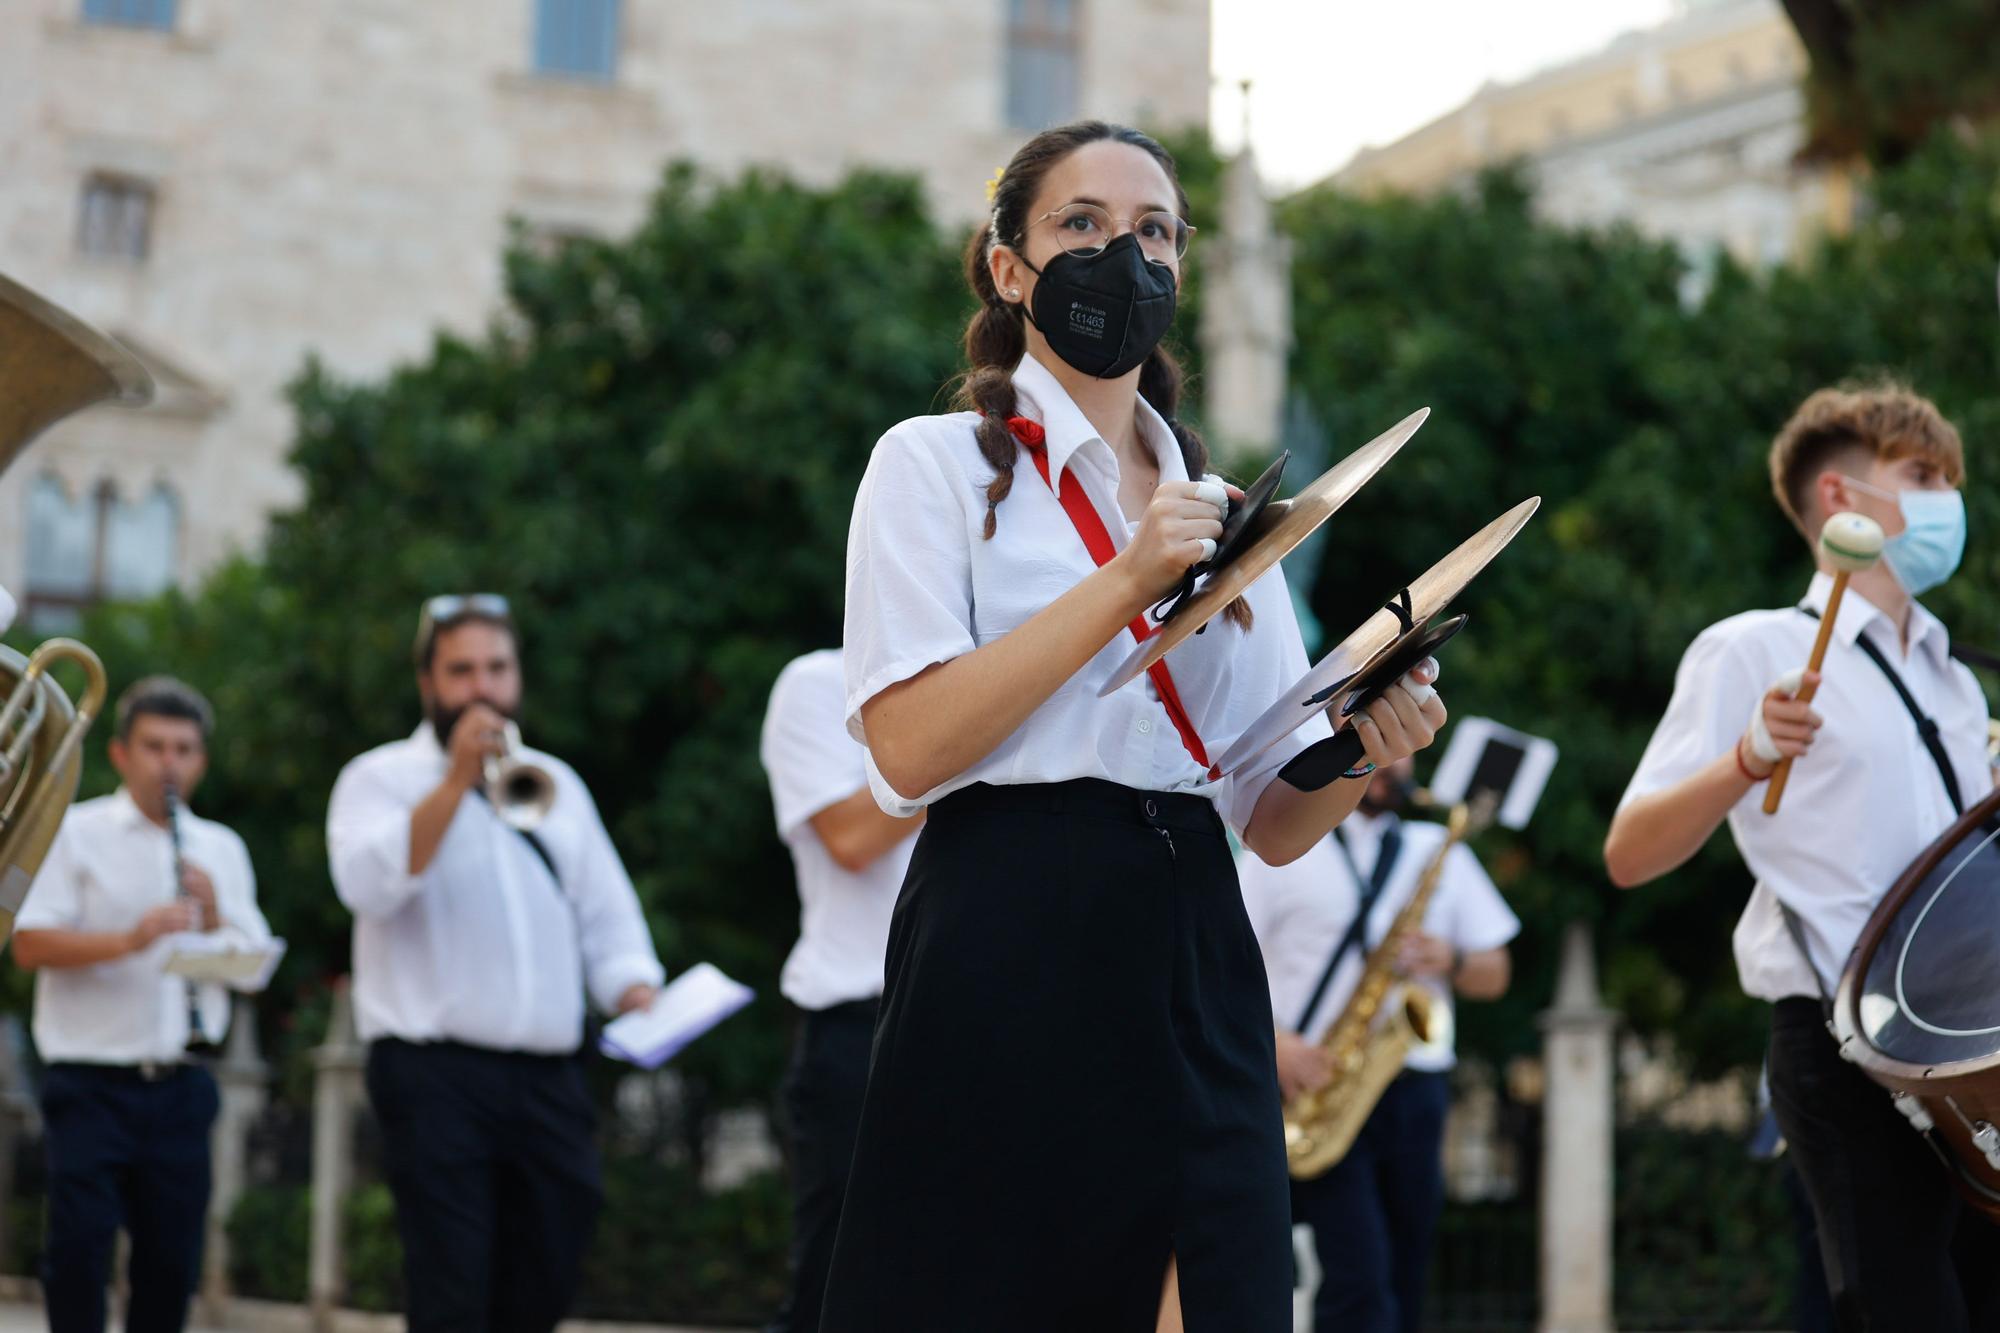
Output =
[
  {"x1": 0, "y1": 270, "x2": 149, "y2": 939},
  {"x1": 485, "y1": 722, "x2": 556, "y2": 831}
]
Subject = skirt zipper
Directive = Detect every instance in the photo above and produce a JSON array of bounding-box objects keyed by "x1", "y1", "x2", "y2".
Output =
[{"x1": 1158, "y1": 826, "x2": 1176, "y2": 861}]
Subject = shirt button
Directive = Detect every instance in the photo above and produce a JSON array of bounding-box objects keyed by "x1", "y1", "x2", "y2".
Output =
[{"x1": 1137, "y1": 718, "x2": 1154, "y2": 735}]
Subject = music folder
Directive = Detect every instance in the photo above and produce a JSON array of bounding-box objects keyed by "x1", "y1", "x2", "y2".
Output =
[
  {"x1": 163, "y1": 934, "x2": 287, "y2": 991},
  {"x1": 598, "y1": 962, "x2": 754, "y2": 1070}
]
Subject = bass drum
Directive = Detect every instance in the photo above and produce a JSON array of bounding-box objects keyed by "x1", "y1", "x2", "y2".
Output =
[{"x1": 1834, "y1": 784, "x2": 2000, "y2": 1220}]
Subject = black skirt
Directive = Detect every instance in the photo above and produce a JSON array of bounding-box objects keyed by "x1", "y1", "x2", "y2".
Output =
[{"x1": 819, "y1": 779, "x2": 1291, "y2": 1333}]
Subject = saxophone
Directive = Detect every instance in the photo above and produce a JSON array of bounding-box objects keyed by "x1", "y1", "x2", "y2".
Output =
[{"x1": 1284, "y1": 798, "x2": 1483, "y2": 1180}]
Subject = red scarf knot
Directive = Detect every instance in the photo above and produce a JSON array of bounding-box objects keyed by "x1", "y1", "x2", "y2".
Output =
[{"x1": 1004, "y1": 416, "x2": 1046, "y2": 451}]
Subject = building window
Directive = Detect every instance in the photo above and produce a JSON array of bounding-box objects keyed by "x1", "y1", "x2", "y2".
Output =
[
  {"x1": 1006, "y1": 0, "x2": 1080, "y2": 130},
  {"x1": 82, "y1": 0, "x2": 177, "y2": 29},
  {"x1": 77, "y1": 175, "x2": 155, "y2": 261},
  {"x1": 25, "y1": 476, "x2": 180, "y2": 627},
  {"x1": 534, "y1": 0, "x2": 621, "y2": 81}
]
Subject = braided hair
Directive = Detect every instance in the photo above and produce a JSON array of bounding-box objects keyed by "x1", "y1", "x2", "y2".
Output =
[{"x1": 953, "y1": 121, "x2": 1250, "y2": 629}]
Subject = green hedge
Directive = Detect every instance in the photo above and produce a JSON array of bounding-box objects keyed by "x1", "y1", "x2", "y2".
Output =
[
  {"x1": 1614, "y1": 1124, "x2": 1798, "y2": 1331},
  {"x1": 225, "y1": 1163, "x2": 787, "y2": 1324}
]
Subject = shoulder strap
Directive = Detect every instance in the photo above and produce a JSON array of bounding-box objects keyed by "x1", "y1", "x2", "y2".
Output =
[
  {"x1": 1798, "y1": 607, "x2": 1964, "y2": 815},
  {"x1": 1786, "y1": 605, "x2": 1969, "y2": 1012},
  {"x1": 1293, "y1": 823, "x2": 1406, "y2": 1033},
  {"x1": 1007, "y1": 416, "x2": 1217, "y2": 778},
  {"x1": 471, "y1": 787, "x2": 562, "y2": 890}
]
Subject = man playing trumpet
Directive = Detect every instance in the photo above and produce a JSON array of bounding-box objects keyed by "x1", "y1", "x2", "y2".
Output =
[
  {"x1": 1606, "y1": 383, "x2": 1997, "y2": 1328},
  {"x1": 327, "y1": 595, "x2": 664, "y2": 1332}
]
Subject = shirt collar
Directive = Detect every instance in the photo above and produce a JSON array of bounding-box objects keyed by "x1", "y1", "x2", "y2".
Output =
[
  {"x1": 410, "y1": 721, "x2": 446, "y2": 757},
  {"x1": 1801, "y1": 572, "x2": 1951, "y2": 668},
  {"x1": 1009, "y1": 353, "x2": 1187, "y2": 489},
  {"x1": 110, "y1": 786, "x2": 154, "y2": 832}
]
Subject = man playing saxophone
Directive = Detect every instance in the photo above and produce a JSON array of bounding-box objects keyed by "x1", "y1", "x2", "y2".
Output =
[
  {"x1": 1237, "y1": 756, "x2": 1517, "y2": 1333},
  {"x1": 13, "y1": 676, "x2": 273, "y2": 1333}
]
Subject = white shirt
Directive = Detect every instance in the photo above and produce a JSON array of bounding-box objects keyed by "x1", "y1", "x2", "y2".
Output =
[
  {"x1": 1238, "y1": 810, "x2": 1519, "y2": 1071},
  {"x1": 760, "y1": 649, "x2": 917, "y2": 1010},
  {"x1": 842, "y1": 352, "x2": 1332, "y2": 834},
  {"x1": 17, "y1": 789, "x2": 272, "y2": 1064},
  {"x1": 1618, "y1": 574, "x2": 1990, "y2": 1001},
  {"x1": 327, "y1": 724, "x2": 665, "y2": 1053}
]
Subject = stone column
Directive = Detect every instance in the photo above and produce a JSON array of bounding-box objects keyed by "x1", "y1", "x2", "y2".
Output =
[
  {"x1": 309, "y1": 981, "x2": 364, "y2": 1330},
  {"x1": 1539, "y1": 922, "x2": 1617, "y2": 1333},
  {"x1": 1197, "y1": 145, "x2": 1293, "y2": 463},
  {"x1": 201, "y1": 997, "x2": 270, "y2": 1313}
]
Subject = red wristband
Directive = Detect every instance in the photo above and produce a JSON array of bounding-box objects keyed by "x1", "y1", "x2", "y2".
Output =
[{"x1": 1735, "y1": 734, "x2": 1768, "y2": 784}]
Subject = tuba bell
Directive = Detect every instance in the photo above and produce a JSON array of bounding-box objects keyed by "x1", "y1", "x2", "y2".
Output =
[{"x1": 0, "y1": 270, "x2": 150, "y2": 937}]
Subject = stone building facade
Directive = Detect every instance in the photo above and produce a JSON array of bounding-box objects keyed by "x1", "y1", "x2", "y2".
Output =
[
  {"x1": 1333, "y1": 0, "x2": 1842, "y2": 284},
  {"x1": 0, "y1": 0, "x2": 1209, "y2": 621}
]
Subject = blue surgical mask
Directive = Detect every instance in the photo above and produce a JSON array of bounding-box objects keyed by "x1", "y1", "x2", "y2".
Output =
[
  {"x1": 1884, "y1": 488, "x2": 1968, "y2": 595},
  {"x1": 1845, "y1": 476, "x2": 1967, "y2": 596}
]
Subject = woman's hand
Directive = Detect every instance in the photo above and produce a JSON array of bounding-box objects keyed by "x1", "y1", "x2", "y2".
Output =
[
  {"x1": 1352, "y1": 658, "x2": 1447, "y2": 770},
  {"x1": 1110, "y1": 480, "x2": 1238, "y2": 606}
]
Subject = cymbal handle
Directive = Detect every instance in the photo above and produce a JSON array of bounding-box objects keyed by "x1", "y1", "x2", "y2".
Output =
[
  {"x1": 1278, "y1": 731, "x2": 1367, "y2": 792},
  {"x1": 1763, "y1": 571, "x2": 1847, "y2": 816}
]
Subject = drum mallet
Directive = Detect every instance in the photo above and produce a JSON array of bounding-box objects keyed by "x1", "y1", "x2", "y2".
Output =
[{"x1": 1764, "y1": 512, "x2": 1885, "y2": 814}]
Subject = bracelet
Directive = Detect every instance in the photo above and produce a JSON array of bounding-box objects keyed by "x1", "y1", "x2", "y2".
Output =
[
  {"x1": 1734, "y1": 734, "x2": 1768, "y2": 784},
  {"x1": 1341, "y1": 762, "x2": 1377, "y2": 781}
]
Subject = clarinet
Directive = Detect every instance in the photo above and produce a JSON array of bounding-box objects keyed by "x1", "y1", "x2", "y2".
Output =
[{"x1": 162, "y1": 779, "x2": 205, "y2": 1045}]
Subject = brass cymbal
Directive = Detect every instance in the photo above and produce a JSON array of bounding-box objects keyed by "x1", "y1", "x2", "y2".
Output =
[
  {"x1": 1217, "y1": 496, "x2": 1542, "y2": 777},
  {"x1": 1097, "y1": 407, "x2": 1430, "y2": 697}
]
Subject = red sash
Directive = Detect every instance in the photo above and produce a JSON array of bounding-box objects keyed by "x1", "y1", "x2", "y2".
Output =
[{"x1": 1005, "y1": 416, "x2": 1218, "y2": 780}]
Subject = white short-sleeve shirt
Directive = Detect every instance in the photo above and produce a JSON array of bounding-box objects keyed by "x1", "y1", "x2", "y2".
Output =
[
  {"x1": 16, "y1": 789, "x2": 273, "y2": 1064},
  {"x1": 841, "y1": 352, "x2": 1333, "y2": 836},
  {"x1": 760, "y1": 649, "x2": 918, "y2": 1010},
  {"x1": 1237, "y1": 810, "x2": 1519, "y2": 1071},
  {"x1": 1617, "y1": 574, "x2": 1990, "y2": 1002}
]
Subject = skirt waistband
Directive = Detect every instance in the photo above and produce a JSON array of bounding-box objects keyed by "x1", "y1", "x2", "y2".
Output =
[{"x1": 932, "y1": 778, "x2": 1223, "y2": 836}]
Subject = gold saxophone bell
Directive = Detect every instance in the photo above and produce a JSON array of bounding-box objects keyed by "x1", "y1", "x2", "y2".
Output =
[
  {"x1": 0, "y1": 270, "x2": 152, "y2": 940},
  {"x1": 485, "y1": 722, "x2": 557, "y2": 832}
]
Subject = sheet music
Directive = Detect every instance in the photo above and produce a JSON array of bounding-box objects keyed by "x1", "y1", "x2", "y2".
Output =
[
  {"x1": 163, "y1": 934, "x2": 287, "y2": 990},
  {"x1": 599, "y1": 962, "x2": 754, "y2": 1070}
]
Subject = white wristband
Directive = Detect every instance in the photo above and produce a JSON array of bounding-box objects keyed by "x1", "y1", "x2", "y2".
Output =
[{"x1": 1747, "y1": 667, "x2": 1806, "y2": 764}]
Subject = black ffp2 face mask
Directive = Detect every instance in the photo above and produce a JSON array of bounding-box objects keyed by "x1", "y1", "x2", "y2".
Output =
[{"x1": 1021, "y1": 233, "x2": 1178, "y2": 380}]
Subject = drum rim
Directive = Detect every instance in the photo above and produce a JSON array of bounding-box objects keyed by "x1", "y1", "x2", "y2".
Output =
[{"x1": 1834, "y1": 784, "x2": 2000, "y2": 1086}]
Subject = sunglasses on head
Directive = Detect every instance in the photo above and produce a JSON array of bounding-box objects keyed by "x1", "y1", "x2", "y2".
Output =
[
  {"x1": 420, "y1": 593, "x2": 511, "y2": 626},
  {"x1": 414, "y1": 593, "x2": 512, "y2": 661}
]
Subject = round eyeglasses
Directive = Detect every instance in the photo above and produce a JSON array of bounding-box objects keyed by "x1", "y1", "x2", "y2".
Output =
[{"x1": 1027, "y1": 202, "x2": 1194, "y2": 265}]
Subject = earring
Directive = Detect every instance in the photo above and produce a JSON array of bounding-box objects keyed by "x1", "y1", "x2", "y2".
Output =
[{"x1": 1005, "y1": 288, "x2": 1020, "y2": 299}]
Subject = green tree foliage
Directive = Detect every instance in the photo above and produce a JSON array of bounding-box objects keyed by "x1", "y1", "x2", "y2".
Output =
[
  {"x1": 1782, "y1": 0, "x2": 2000, "y2": 166},
  {"x1": 1283, "y1": 129, "x2": 2000, "y2": 1075},
  {"x1": 52, "y1": 163, "x2": 971, "y2": 1099}
]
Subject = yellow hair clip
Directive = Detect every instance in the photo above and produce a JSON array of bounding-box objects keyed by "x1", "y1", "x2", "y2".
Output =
[{"x1": 984, "y1": 165, "x2": 1007, "y2": 203}]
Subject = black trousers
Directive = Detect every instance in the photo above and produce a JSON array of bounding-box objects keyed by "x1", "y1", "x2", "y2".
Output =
[
  {"x1": 1768, "y1": 997, "x2": 2000, "y2": 1331},
  {"x1": 366, "y1": 1038, "x2": 604, "y2": 1333},
  {"x1": 40, "y1": 1062, "x2": 218, "y2": 1333},
  {"x1": 821, "y1": 779, "x2": 1291, "y2": 1333},
  {"x1": 1291, "y1": 1070, "x2": 1449, "y2": 1333},
  {"x1": 767, "y1": 997, "x2": 876, "y2": 1333}
]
